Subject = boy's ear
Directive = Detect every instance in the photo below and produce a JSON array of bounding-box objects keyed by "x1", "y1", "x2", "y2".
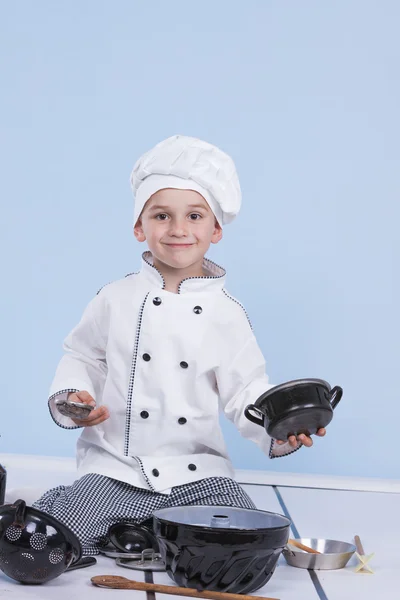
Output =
[
  {"x1": 134, "y1": 218, "x2": 146, "y2": 242},
  {"x1": 211, "y1": 221, "x2": 223, "y2": 245}
]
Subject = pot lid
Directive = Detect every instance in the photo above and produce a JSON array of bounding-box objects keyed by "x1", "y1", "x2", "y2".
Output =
[{"x1": 153, "y1": 506, "x2": 290, "y2": 531}]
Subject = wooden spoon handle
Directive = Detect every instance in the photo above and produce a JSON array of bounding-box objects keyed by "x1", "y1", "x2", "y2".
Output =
[
  {"x1": 91, "y1": 576, "x2": 280, "y2": 600},
  {"x1": 354, "y1": 535, "x2": 365, "y2": 555},
  {"x1": 287, "y1": 539, "x2": 321, "y2": 554}
]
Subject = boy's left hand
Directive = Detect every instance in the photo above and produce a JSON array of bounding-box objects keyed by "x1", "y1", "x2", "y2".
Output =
[{"x1": 276, "y1": 428, "x2": 326, "y2": 448}]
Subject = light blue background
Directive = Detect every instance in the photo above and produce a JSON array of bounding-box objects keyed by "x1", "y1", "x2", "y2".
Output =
[{"x1": 1, "y1": 1, "x2": 398, "y2": 479}]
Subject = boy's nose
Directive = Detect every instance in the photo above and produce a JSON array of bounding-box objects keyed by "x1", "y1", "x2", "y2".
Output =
[{"x1": 168, "y1": 220, "x2": 188, "y2": 237}]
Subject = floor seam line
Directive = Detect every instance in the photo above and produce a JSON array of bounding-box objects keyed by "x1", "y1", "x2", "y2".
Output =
[
  {"x1": 272, "y1": 485, "x2": 329, "y2": 600},
  {"x1": 145, "y1": 569, "x2": 156, "y2": 600}
]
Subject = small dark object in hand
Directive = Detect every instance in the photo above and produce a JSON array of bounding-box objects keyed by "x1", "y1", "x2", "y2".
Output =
[{"x1": 55, "y1": 399, "x2": 94, "y2": 420}]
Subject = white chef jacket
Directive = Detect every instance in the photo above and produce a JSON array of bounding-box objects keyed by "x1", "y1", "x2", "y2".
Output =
[{"x1": 49, "y1": 252, "x2": 299, "y2": 494}]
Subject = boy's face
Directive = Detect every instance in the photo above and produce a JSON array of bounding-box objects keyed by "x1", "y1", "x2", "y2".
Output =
[{"x1": 134, "y1": 188, "x2": 222, "y2": 273}]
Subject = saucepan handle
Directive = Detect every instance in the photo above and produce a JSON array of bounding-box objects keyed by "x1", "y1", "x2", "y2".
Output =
[
  {"x1": 244, "y1": 405, "x2": 265, "y2": 427},
  {"x1": 11, "y1": 499, "x2": 27, "y2": 528},
  {"x1": 329, "y1": 386, "x2": 343, "y2": 410}
]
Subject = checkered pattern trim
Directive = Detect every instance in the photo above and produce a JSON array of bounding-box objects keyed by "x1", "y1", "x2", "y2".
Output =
[
  {"x1": 124, "y1": 293, "x2": 150, "y2": 457},
  {"x1": 96, "y1": 272, "x2": 139, "y2": 295},
  {"x1": 134, "y1": 456, "x2": 156, "y2": 492},
  {"x1": 142, "y1": 252, "x2": 166, "y2": 288},
  {"x1": 168, "y1": 476, "x2": 255, "y2": 509},
  {"x1": 222, "y1": 289, "x2": 253, "y2": 330},
  {"x1": 96, "y1": 282, "x2": 112, "y2": 295},
  {"x1": 269, "y1": 439, "x2": 303, "y2": 458},
  {"x1": 177, "y1": 257, "x2": 226, "y2": 293},
  {"x1": 142, "y1": 251, "x2": 226, "y2": 294},
  {"x1": 32, "y1": 475, "x2": 256, "y2": 555}
]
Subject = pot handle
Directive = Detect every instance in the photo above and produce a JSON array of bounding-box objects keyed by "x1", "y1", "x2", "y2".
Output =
[
  {"x1": 139, "y1": 524, "x2": 159, "y2": 552},
  {"x1": 244, "y1": 405, "x2": 265, "y2": 426},
  {"x1": 11, "y1": 499, "x2": 27, "y2": 529},
  {"x1": 329, "y1": 386, "x2": 343, "y2": 410}
]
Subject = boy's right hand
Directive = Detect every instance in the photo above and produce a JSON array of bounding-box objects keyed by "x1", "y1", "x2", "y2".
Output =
[{"x1": 67, "y1": 390, "x2": 110, "y2": 427}]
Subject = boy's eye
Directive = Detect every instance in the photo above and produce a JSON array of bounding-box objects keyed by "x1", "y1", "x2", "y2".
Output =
[{"x1": 154, "y1": 212, "x2": 202, "y2": 221}]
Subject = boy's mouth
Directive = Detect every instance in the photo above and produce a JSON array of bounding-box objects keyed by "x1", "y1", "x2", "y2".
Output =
[{"x1": 165, "y1": 243, "x2": 194, "y2": 248}]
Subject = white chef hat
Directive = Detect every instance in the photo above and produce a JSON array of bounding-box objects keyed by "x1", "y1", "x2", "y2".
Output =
[{"x1": 130, "y1": 135, "x2": 242, "y2": 226}]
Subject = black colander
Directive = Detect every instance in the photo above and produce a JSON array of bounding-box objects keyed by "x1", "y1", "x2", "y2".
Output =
[{"x1": 0, "y1": 499, "x2": 82, "y2": 584}]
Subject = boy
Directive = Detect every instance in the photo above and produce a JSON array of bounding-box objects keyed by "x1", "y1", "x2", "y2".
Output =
[{"x1": 34, "y1": 135, "x2": 326, "y2": 555}]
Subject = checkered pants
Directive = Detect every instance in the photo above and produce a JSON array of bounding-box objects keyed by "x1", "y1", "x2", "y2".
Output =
[{"x1": 32, "y1": 475, "x2": 256, "y2": 555}]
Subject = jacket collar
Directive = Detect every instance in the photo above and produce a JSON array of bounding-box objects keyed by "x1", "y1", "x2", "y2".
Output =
[{"x1": 140, "y1": 251, "x2": 226, "y2": 294}]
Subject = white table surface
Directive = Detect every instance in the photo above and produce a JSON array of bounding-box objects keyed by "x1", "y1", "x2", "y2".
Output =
[
  {"x1": 0, "y1": 555, "x2": 147, "y2": 599},
  {"x1": 0, "y1": 454, "x2": 399, "y2": 600},
  {"x1": 278, "y1": 486, "x2": 400, "y2": 600}
]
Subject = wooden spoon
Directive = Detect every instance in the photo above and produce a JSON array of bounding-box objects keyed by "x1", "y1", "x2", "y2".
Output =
[
  {"x1": 91, "y1": 575, "x2": 279, "y2": 600},
  {"x1": 287, "y1": 539, "x2": 321, "y2": 554}
]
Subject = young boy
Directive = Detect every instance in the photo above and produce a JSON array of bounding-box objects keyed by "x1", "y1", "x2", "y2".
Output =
[{"x1": 33, "y1": 135, "x2": 326, "y2": 555}]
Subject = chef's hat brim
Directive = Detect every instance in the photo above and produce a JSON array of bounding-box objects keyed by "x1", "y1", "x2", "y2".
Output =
[{"x1": 134, "y1": 174, "x2": 223, "y2": 226}]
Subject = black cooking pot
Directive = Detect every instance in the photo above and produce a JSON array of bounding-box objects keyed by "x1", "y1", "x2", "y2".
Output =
[
  {"x1": 152, "y1": 505, "x2": 290, "y2": 593},
  {"x1": 108, "y1": 521, "x2": 159, "y2": 553},
  {"x1": 0, "y1": 499, "x2": 82, "y2": 584},
  {"x1": 245, "y1": 379, "x2": 343, "y2": 440}
]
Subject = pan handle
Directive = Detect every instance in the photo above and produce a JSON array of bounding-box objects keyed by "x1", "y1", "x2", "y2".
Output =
[
  {"x1": 244, "y1": 405, "x2": 264, "y2": 426},
  {"x1": 329, "y1": 386, "x2": 343, "y2": 410},
  {"x1": 11, "y1": 499, "x2": 27, "y2": 528}
]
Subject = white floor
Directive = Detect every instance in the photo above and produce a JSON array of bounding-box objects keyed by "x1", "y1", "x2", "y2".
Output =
[{"x1": 0, "y1": 454, "x2": 399, "y2": 600}]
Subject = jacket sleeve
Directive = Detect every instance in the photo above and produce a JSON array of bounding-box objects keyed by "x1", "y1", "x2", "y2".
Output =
[
  {"x1": 215, "y1": 317, "x2": 302, "y2": 459},
  {"x1": 48, "y1": 292, "x2": 108, "y2": 430}
]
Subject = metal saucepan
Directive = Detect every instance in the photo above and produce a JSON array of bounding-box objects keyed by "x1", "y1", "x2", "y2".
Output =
[{"x1": 283, "y1": 538, "x2": 356, "y2": 570}]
